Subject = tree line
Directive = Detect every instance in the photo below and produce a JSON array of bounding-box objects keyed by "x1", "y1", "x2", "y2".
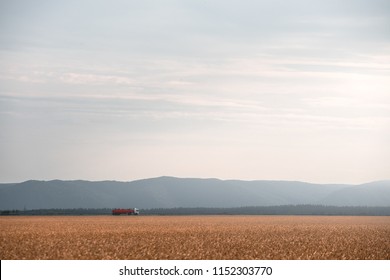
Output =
[{"x1": 1, "y1": 205, "x2": 390, "y2": 216}]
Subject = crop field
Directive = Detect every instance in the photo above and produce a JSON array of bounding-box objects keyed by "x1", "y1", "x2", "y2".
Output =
[{"x1": 0, "y1": 216, "x2": 389, "y2": 260}]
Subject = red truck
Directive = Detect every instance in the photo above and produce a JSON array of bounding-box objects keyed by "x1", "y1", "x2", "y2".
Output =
[{"x1": 112, "y1": 208, "x2": 139, "y2": 215}]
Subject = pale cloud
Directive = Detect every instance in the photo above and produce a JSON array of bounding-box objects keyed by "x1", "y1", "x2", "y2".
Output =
[{"x1": 60, "y1": 73, "x2": 134, "y2": 86}]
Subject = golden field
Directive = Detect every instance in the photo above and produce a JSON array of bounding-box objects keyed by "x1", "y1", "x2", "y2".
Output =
[{"x1": 0, "y1": 215, "x2": 389, "y2": 260}]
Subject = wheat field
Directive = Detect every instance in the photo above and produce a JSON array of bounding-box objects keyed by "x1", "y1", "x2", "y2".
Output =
[{"x1": 0, "y1": 215, "x2": 389, "y2": 260}]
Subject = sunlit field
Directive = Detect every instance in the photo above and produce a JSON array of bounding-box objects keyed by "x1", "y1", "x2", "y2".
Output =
[{"x1": 0, "y1": 216, "x2": 389, "y2": 260}]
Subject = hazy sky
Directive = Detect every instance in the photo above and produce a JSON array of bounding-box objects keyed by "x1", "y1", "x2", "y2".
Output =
[{"x1": 1, "y1": 0, "x2": 389, "y2": 184}]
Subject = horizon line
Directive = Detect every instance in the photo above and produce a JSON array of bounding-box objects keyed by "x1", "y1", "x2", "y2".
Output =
[{"x1": 1, "y1": 176, "x2": 389, "y2": 186}]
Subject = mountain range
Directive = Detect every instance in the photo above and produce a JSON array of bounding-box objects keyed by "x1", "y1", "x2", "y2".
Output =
[{"x1": 0, "y1": 177, "x2": 389, "y2": 210}]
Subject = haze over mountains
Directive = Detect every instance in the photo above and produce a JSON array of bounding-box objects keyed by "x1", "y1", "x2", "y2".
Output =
[{"x1": 0, "y1": 177, "x2": 389, "y2": 210}]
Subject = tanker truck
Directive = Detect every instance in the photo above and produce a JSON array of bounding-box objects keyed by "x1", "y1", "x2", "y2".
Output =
[{"x1": 112, "y1": 208, "x2": 139, "y2": 215}]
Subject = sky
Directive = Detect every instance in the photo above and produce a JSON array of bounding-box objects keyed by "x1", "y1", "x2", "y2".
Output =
[{"x1": 0, "y1": 0, "x2": 389, "y2": 184}]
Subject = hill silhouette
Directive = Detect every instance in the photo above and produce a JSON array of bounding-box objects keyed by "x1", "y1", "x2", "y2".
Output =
[{"x1": 0, "y1": 177, "x2": 389, "y2": 210}]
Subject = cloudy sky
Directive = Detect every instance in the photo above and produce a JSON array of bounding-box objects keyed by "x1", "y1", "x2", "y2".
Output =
[{"x1": 1, "y1": 0, "x2": 389, "y2": 183}]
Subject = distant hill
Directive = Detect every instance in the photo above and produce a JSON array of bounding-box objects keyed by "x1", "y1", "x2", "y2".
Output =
[{"x1": 0, "y1": 177, "x2": 389, "y2": 210}]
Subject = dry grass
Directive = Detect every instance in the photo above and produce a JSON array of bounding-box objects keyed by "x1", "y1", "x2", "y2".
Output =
[{"x1": 0, "y1": 216, "x2": 389, "y2": 260}]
